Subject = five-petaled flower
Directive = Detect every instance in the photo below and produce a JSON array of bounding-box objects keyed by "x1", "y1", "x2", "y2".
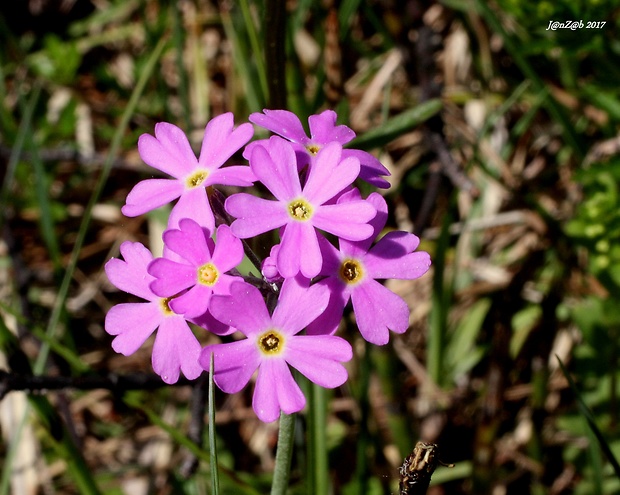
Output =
[
  {"x1": 147, "y1": 218, "x2": 244, "y2": 321},
  {"x1": 306, "y1": 190, "x2": 432, "y2": 345},
  {"x1": 123, "y1": 112, "x2": 255, "y2": 230},
  {"x1": 199, "y1": 277, "x2": 353, "y2": 423},
  {"x1": 104, "y1": 241, "x2": 204, "y2": 384},
  {"x1": 247, "y1": 109, "x2": 391, "y2": 188},
  {"x1": 226, "y1": 136, "x2": 376, "y2": 278}
]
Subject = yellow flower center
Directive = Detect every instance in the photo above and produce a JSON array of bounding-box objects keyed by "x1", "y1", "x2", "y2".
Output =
[
  {"x1": 306, "y1": 144, "x2": 321, "y2": 155},
  {"x1": 186, "y1": 170, "x2": 209, "y2": 188},
  {"x1": 258, "y1": 330, "x2": 284, "y2": 355},
  {"x1": 159, "y1": 296, "x2": 174, "y2": 315},
  {"x1": 288, "y1": 199, "x2": 313, "y2": 221},
  {"x1": 197, "y1": 263, "x2": 219, "y2": 285},
  {"x1": 339, "y1": 259, "x2": 364, "y2": 284}
]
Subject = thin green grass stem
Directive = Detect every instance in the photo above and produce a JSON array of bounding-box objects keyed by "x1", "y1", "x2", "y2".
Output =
[
  {"x1": 308, "y1": 383, "x2": 328, "y2": 495},
  {"x1": 557, "y1": 356, "x2": 620, "y2": 479},
  {"x1": 354, "y1": 339, "x2": 372, "y2": 494},
  {"x1": 239, "y1": 0, "x2": 268, "y2": 102},
  {"x1": 428, "y1": 209, "x2": 452, "y2": 387},
  {"x1": 271, "y1": 412, "x2": 296, "y2": 495},
  {"x1": 208, "y1": 354, "x2": 220, "y2": 495}
]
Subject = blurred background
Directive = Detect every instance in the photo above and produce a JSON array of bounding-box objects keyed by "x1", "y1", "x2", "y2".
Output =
[{"x1": 1, "y1": 0, "x2": 620, "y2": 493}]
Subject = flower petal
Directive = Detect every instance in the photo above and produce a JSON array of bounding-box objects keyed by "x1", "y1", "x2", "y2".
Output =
[
  {"x1": 277, "y1": 222, "x2": 321, "y2": 278},
  {"x1": 249, "y1": 137, "x2": 301, "y2": 200},
  {"x1": 169, "y1": 284, "x2": 212, "y2": 318},
  {"x1": 211, "y1": 225, "x2": 244, "y2": 272},
  {"x1": 286, "y1": 335, "x2": 352, "y2": 387},
  {"x1": 253, "y1": 359, "x2": 305, "y2": 422},
  {"x1": 365, "y1": 233, "x2": 431, "y2": 280},
  {"x1": 168, "y1": 187, "x2": 215, "y2": 232},
  {"x1": 308, "y1": 110, "x2": 355, "y2": 144},
  {"x1": 226, "y1": 194, "x2": 288, "y2": 238},
  {"x1": 198, "y1": 113, "x2": 254, "y2": 170},
  {"x1": 341, "y1": 149, "x2": 390, "y2": 188},
  {"x1": 151, "y1": 315, "x2": 203, "y2": 383},
  {"x1": 162, "y1": 218, "x2": 211, "y2": 266},
  {"x1": 105, "y1": 241, "x2": 156, "y2": 300},
  {"x1": 208, "y1": 282, "x2": 272, "y2": 336},
  {"x1": 272, "y1": 276, "x2": 329, "y2": 334},
  {"x1": 138, "y1": 124, "x2": 197, "y2": 177},
  {"x1": 312, "y1": 202, "x2": 376, "y2": 241},
  {"x1": 303, "y1": 144, "x2": 360, "y2": 204},
  {"x1": 207, "y1": 165, "x2": 256, "y2": 187},
  {"x1": 190, "y1": 310, "x2": 235, "y2": 336},
  {"x1": 105, "y1": 302, "x2": 161, "y2": 355},
  {"x1": 305, "y1": 278, "x2": 349, "y2": 336},
  {"x1": 250, "y1": 109, "x2": 309, "y2": 144},
  {"x1": 351, "y1": 280, "x2": 410, "y2": 345},
  {"x1": 122, "y1": 179, "x2": 184, "y2": 217},
  {"x1": 148, "y1": 258, "x2": 196, "y2": 296},
  {"x1": 199, "y1": 340, "x2": 260, "y2": 393},
  {"x1": 340, "y1": 191, "x2": 389, "y2": 255}
]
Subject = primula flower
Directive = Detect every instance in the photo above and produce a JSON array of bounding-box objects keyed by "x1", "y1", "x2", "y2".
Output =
[
  {"x1": 147, "y1": 218, "x2": 244, "y2": 321},
  {"x1": 246, "y1": 109, "x2": 390, "y2": 188},
  {"x1": 104, "y1": 241, "x2": 203, "y2": 384},
  {"x1": 226, "y1": 136, "x2": 377, "y2": 278},
  {"x1": 199, "y1": 277, "x2": 353, "y2": 423},
  {"x1": 122, "y1": 113, "x2": 255, "y2": 230},
  {"x1": 306, "y1": 190, "x2": 432, "y2": 345}
]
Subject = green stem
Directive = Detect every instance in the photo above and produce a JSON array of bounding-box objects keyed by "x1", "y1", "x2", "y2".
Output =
[
  {"x1": 309, "y1": 383, "x2": 328, "y2": 495},
  {"x1": 271, "y1": 412, "x2": 296, "y2": 495}
]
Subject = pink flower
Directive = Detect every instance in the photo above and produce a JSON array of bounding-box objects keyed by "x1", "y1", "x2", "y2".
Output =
[
  {"x1": 306, "y1": 191, "x2": 432, "y2": 345},
  {"x1": 104, "y1": 241, "x2": 203, "y2": 384},
  {"x1": 226, "y1": 136, "x2": 377, "y2": 278},
  {"x1": 147, "y1": 218, "x2": 244, "y2": 321},
  {"x1": 246, "y1": 109, "x2": 390, "y2": 188},
  {"x1": 199, "y1": 277, "x2": 353, "y2": 423},
  {"x1": 122, "y1": 113, "x2": 255, "y2": 230}
]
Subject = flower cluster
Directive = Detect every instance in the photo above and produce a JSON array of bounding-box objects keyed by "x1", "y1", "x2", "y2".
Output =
[{"x1": 105, "y1": 110, "x2": 431, "y2": 422}]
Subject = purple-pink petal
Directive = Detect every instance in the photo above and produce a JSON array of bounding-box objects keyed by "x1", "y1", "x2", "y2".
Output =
[
  {"x1": 198, "y1": 113, "x2": 254, "y2": 170},
  {"x1": 200, "y1": 340, "x2": 260, "y2": 393},
  {"x1": 211, "y1": 225, "x2": 243, "y2": 272},
  {"x1": 308, "y1": 110, "x2": 355, "y2": 144},
  {"x1": 167, "y1": 186, "x2": 215, "y2": 232},
  {"x1": 312, "y1": 202, "x2": 376, "y2": 241},
  {"x1": 249, "y1": 110, "x2": 309, "y2": 144},
  {"x1": 162, "y1": 218, "x2": 211, "y2": 266},
  {"x1": 105, "y1": 302, "x2": 161, "y2": 355},
  {"x1": 278, "y1": 222, "x2": 322, "y2": 278},
  {"x1": 249, "y1": 137, "x2": 301, "y2": 200},
  {"x1": 137, "y1": 126, "x2": 196, "y2": 177},
  {"x1": 305, "y1": 278, "x2": 349, "y2": 336},
  {"x1": 253, "y1": 359, "x2": 306, "y2": 422},
  {"x1": 151, "y1": 315, "x2": 203, "y2": 383},
  {"x1": 285, "y1": 335, "x2": 352, "y2": 387},
  {"x1": 364, "y1": 232, "x2": 431, "y2": 280},
  {"x1": 303, "y1": 144, "x2": 360, "y2": 204},
  {"x1": 148, "y1": 258, "x2": 196, "y2": 297},
  {"x1": 272, "y1": 277, "x2": 329, "y2": 334},
  {"x1": 169, "y1": 284, "x2": 212, "y2": 318},
  {"x1": 351, "y1": 280, "x2": 410, "y2": 345},
  {"x1": 190, "y1": 310, "x2": 234, "y2": 336},
  {"x1": 207, "y1": 165, "x2": 256, "y2": 187},
  {"x1": 105, "y1": 242, "x2": 156, "y2": 301},
  {"x1": 341, "y1": 148, "x2": 391, "y2": 189},
  {"x1": 208, "y1": 283, "x2": 272, "y2": 336},
  {"x1": 226, "y1": 194, "x2": 288, "y2": 238},
  {"x1": 122, "y1": 179, "x2": 184, "y2": 218}
]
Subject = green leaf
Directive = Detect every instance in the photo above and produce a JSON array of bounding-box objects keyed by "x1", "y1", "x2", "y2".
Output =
[{"x1": 349, "y1": 99, "x2": 442, "y2": 150}]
